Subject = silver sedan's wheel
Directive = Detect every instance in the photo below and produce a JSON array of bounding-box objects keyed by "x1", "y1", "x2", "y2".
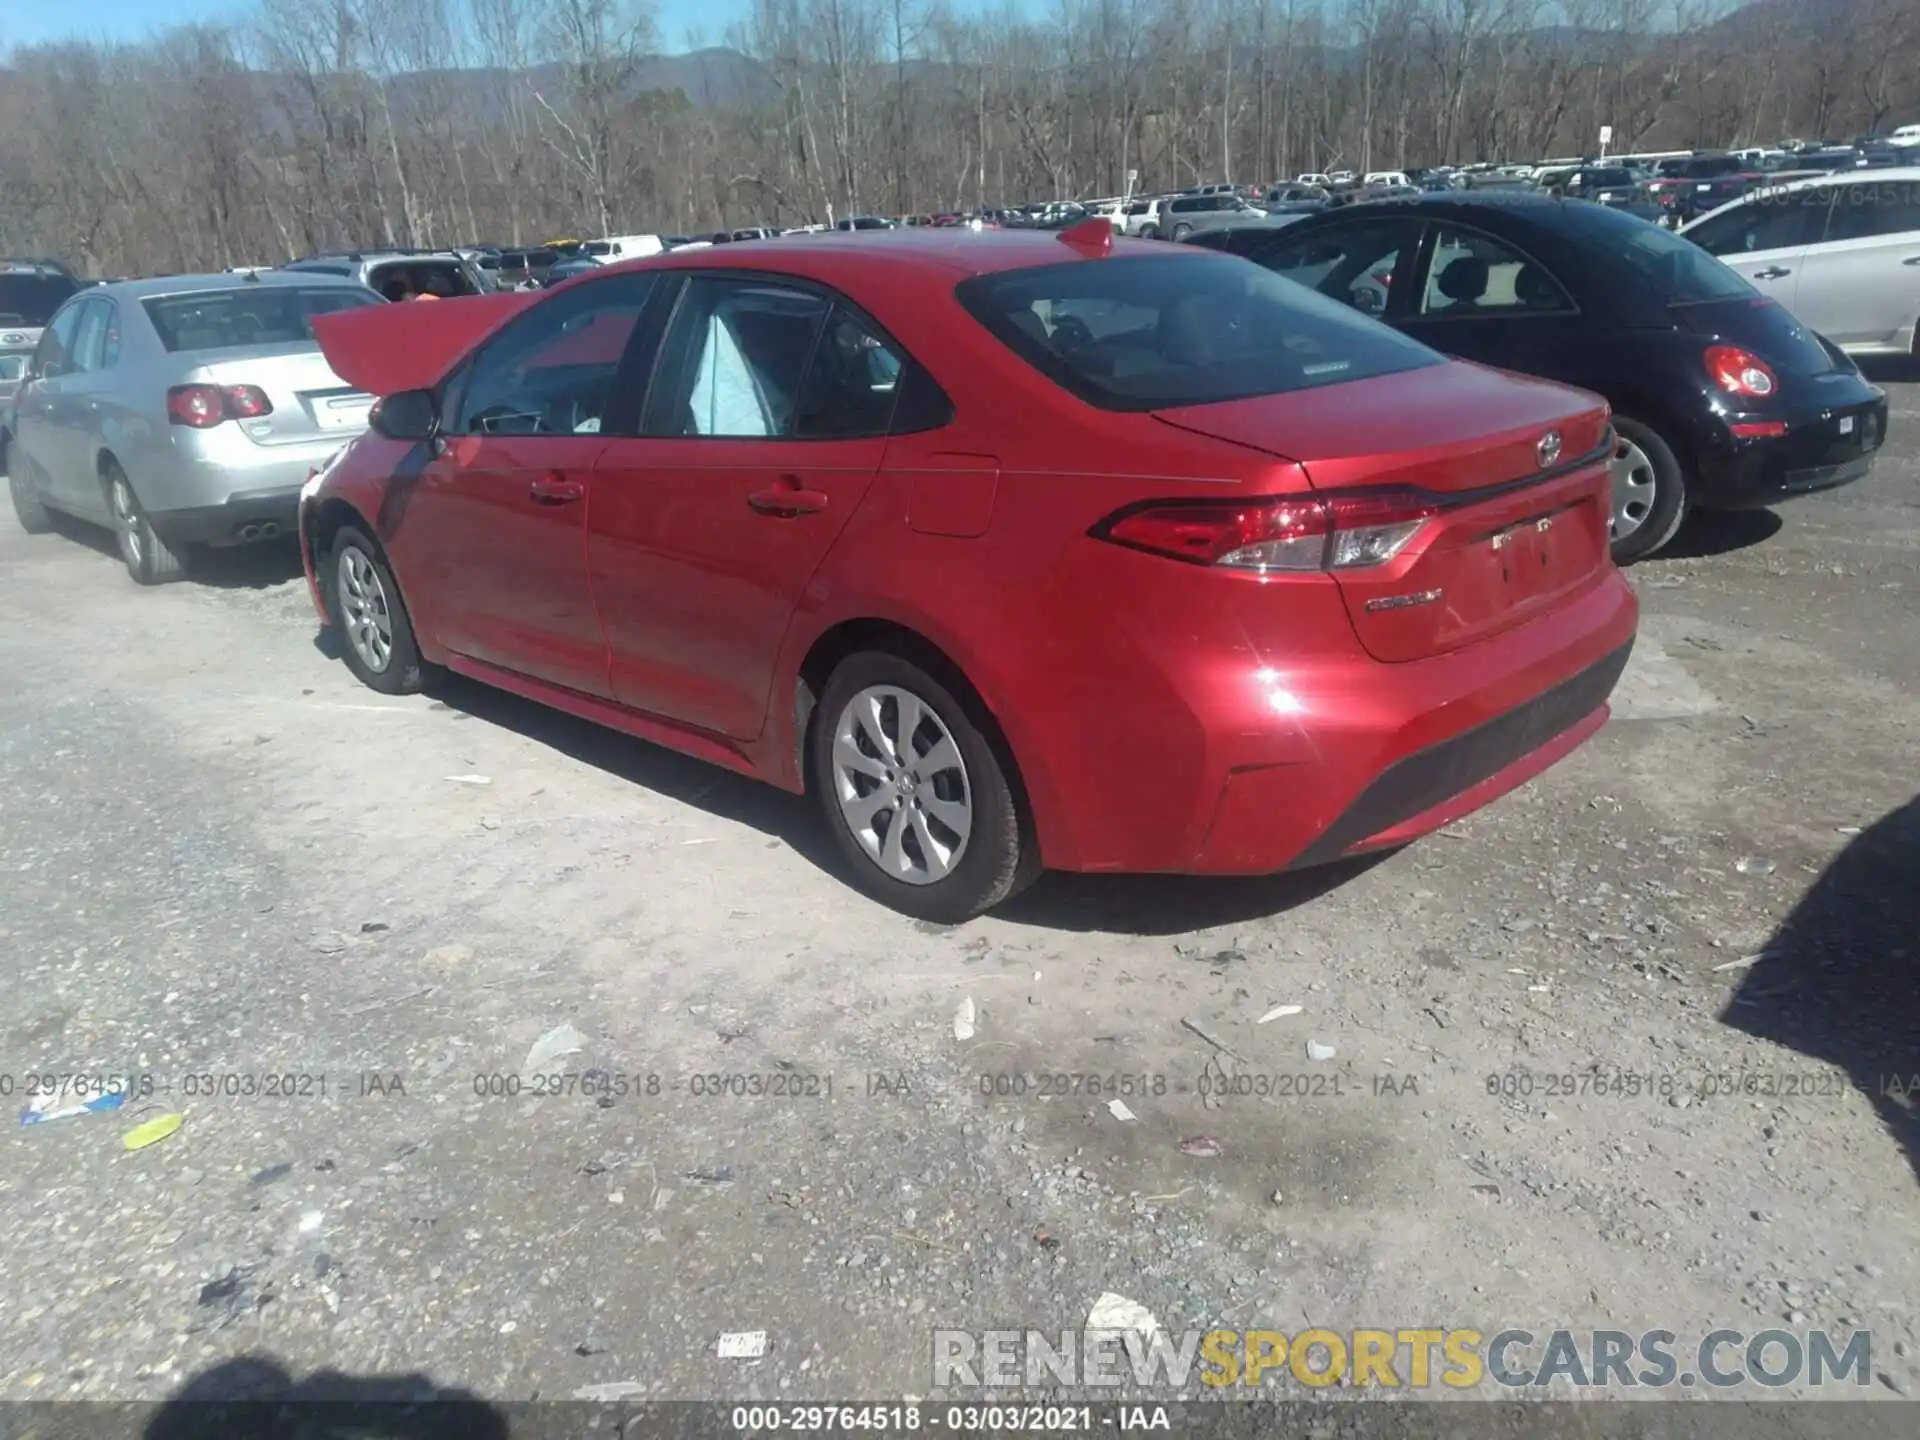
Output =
[
  {"x1": 1609, "y1": 436, "x2": 1659, "y2": 545},
  {"x1": 336, "y1": 542, "x2": 394, "y2": 674},
  {"x1": 831, "y1": 684, "x2": 973, "y2": 885},
  {"x1": 110, "y1": 476, "x2": 144, "y2": 572}
]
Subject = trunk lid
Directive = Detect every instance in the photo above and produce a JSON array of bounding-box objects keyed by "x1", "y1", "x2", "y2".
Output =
[
  {"x1": 1155, "y1": 361, "x2": 1614, "y2": 663},
  {"x1": 1672, "y1": 295, "x2": 1842, "y2": 379},
  {"x1": 189, "y1": 344, "x2": 374, "y2": 447}
]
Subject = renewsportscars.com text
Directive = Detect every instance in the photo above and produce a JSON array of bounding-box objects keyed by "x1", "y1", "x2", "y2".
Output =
[{"x1": 931, "y1": 1326, "x2": 1874, "y2": 1391}]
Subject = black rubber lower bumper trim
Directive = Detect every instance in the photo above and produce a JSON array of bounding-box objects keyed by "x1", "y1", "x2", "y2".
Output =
[
  {"x1": 1289, "y1": 639, "x2": 1635, "y2": 870},
  {"x1": 153, "y1": 490, "x2": 303, "y2": 547}
]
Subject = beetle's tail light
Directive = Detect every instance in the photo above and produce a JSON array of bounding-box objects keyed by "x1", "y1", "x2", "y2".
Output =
[{"x1": 1705, "y1": 345, "x2": 1778, "y2": 399}]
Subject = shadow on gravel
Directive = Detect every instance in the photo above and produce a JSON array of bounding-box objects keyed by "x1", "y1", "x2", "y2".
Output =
[
  {"x1": 1721, "y1": 795, "x2": 1920, "y2": 1184},
  {"x1": 144, "y1": 1355, "x2": 508, "y2": 1440},
  {"x1": 997, "y1": 851, "x2": 1393, "y2": 935},
  {"x1": 411, "y1": 663, "x2": 1396, "y2": 935},
  {"x1": 422, "y1": 667, "x2": 834, "y2": 867},
  {"x1": 1655, "y1": 507, "x2": 1784, "y2": 561},
  {"x1": 46, "y1": 511, "x2": 304, "y2": 590}
]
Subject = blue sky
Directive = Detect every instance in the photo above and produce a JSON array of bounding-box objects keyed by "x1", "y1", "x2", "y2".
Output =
[{"x1": 3, "y1": 0, "x2": 747, "y2": 52}]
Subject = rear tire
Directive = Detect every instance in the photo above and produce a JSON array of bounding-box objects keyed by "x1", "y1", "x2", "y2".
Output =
[
  {"x1": 106, "y1": 463, "x2": 187, "y2": 584},
  {"x1": 809, "y1": 651, "x2": 1038, "y2": 923},
  {"x1": 8, "y1": 460, "x2": 54, "y2": 535},
  {"x1": 1172, "y1": 222, "x2": 1194, "y2": 241},
  {"x1": 1608, "y1": 417, "x2": 1689, "y2": 564},
  {"x1": 329, "y1": 524, "x2": 426, "y2": 695}
]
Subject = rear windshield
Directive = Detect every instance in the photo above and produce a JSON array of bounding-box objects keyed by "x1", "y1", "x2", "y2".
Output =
[
  {"x1": 955, "y1": 253, "x2": 1442, "y2": 412},
  {"x1": 1583, "y1": 169, "x2": 1633, "y2": 187},
  {"x1": 367, "y1": 260, "x2": 483, "y2": 301},
  {"x1": 141, "y1": 286, "x2": 381, "y2": 352},
  {"x1": 0, "y1": 273, "x2": 81, "y2": 327},
  {"x1": 1611, "y1": 223, "x2": 1757, "y2": 305}
]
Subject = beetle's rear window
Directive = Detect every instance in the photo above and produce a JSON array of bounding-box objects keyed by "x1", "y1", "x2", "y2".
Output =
[{"x1": 955, "y1": 253, "x2": 1440, "y2": 412}]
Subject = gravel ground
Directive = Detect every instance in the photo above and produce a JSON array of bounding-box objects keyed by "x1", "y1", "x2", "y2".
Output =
[{"x1": 2, "y1": 368, "x2": 1916, "y2": 1417}]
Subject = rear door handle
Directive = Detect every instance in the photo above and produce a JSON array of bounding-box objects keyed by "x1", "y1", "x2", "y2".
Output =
[
  {"x1": 1903, "y1": 255, "x2": 1920, "y2": 266},
  {"x1": 529, "y1": 472, "x2": 583, "y2": 505},
  {"x1": 1754, "y1": 266, "x2": 1792, "y2": 280},
  {"x1": 747, "y1": 481, "x2": 829, "y2": 517}
]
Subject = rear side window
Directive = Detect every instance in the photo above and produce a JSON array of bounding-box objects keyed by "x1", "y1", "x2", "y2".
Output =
[
  {"x1": 955, "y1": 253, "x2": 1442, "y2": 413},
  {"x1": 1823, "y1": 181, "x2": 1920, "y2": 242},
  {"x1": 141, "y1": 286, "x2": 381, "y2": 351}
]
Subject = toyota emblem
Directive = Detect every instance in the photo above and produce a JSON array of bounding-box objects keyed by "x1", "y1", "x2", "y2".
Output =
[{"x1": 1536, "y1": 430, "x2": 1563, "y2": 468}]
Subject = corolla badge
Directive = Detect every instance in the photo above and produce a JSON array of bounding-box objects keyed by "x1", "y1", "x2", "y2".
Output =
[{"x1": 1536, "y1": 429, "x2": 1563, "y2": 468}]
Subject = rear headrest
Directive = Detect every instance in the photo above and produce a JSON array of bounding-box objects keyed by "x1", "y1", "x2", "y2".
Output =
[{"x1": 1437, "y1": 256, "x2": 1490, "y2": 302}]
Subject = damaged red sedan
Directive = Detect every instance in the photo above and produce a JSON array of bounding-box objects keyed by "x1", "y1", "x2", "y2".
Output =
[{"x1": 300, "y1": 222, "x2": 1637, "y2": 921}]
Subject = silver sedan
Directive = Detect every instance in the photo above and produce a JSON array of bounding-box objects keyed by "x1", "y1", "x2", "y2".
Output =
[{"x1": 6, "y1": 272, "x2": 381, "y2": 584}]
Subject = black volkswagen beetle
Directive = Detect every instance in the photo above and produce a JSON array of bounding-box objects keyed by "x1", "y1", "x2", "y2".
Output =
[{"x1": 1228, "y1": 193, "x2": 1890, "y2": 561}]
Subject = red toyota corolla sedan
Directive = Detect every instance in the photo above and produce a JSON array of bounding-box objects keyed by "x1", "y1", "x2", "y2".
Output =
[{"x1": 299, "y1": 222, "x2": 1637, "y2": 921}]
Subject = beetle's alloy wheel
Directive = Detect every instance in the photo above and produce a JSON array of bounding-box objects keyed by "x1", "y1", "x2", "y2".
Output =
[
  {"x1": 830, "y1": 685, "x2": 974, "y2": 886},
  {"x1": 336, "y1": 543, "x2": 394, "y2": 673},
  {"x1": 1609, "y1": 436, "x2": 1659, "y2": 545},
  {"x1": 110, "y1": 477, "x2": 143, "y2": 570}
]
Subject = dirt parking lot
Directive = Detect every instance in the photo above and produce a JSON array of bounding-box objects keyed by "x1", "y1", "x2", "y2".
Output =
[{"x1": 2, "y1": 368, "x2": 1916, "y2": 1415}]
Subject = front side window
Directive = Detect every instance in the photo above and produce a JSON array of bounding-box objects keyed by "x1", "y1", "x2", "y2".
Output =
[
  {"x1": 454, "y1": 273, "x2": 655, "y2": 436},
  {"x1": 1686, "y1": 194, "x2": 1828, "y2": 256},
  {"x1": 141, "y1": 286, "x2": 380, "y2": 352},
  {"x1": 30, "y1": 303, "x2": 84, "y2": 378},
  {"x1": 955, "y1": 251, "x2": 1441, "y2": 413},
  {"x1": 1418, "y1": 227, "x2": 1573, "y2": 316}
]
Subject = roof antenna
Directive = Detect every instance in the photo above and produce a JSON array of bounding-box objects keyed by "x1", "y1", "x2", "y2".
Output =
[{"x1": 1057, "y1": 217, "x2": 1114, "y2": 257}]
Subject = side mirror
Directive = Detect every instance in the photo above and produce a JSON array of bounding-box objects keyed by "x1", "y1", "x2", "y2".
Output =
[{"x1": 369, "y1": 388, "x2": 438, "y2": 441}]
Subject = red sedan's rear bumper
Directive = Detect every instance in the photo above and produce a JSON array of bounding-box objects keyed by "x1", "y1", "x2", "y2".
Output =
[{"x1": 1001, "y1": 563, "x2": 1639, "y2": 876}]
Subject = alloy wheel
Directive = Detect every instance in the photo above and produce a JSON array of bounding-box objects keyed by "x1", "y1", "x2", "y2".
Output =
[
  {"x1": 111, "y1": 478, "x2": 143, "y2": 570},
  {"x1": 830, "y1": 684, "x2": 973, "y2": 885},
  {"x1": 336, "y1": 543, "x2": 395, "y2": 673},
  {"x1": 1609, "y1": 437, "x2": 1659, "y2": 544}
]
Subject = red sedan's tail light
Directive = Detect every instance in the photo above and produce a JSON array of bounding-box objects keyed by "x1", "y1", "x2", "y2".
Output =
[
  {"x1": 1704, "y1": 345, "x2": 1778, "y2": 400},
  {"x1": 1094, "y1": 491, "x2": 1440, "y2": 572},
  {"x1": 167, "y1": 383, "x2": 275, "y2": 427}
]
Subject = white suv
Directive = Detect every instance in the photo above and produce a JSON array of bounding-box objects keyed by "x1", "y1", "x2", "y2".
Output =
[{"x1": 1682, "y1": 167, "x2": 1920, "y2": 357}]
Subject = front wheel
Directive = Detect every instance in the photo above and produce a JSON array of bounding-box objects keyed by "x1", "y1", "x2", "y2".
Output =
[
  {"x1": 1608, "y1": 417, "x2": 1689, "y2": 563},
  {"x1": 8, "y1": 460, "x2": 54, "y2": 535},
  {"x1": 810, "y1": 652, "x2": 1037, "y2": 922},
  {"x1": 329, "y1": 524, "x2": 427, "y2": 694}
]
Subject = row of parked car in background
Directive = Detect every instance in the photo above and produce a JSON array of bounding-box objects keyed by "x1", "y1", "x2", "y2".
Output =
[
  {"x1": 0, "y1": 141, "x2": 1902, "y2": 916},
  {"x1": 2, "y1": 130, "x2": 1909, "y2": 589}
]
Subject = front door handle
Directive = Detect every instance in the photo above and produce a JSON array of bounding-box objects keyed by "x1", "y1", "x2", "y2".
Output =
[
  {"x1": 747, "y1": 479, "x2": 829, "y2": 517},
  {"x1": 1753, "y1": 266, "x2": 1792, "y2": 280},
  {"x1": 1903, "y1": 255, "x2": 1920, "y2": 266},
  {"x1": 529, "y1": 472, "x2": 583, "y2": 505}
]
